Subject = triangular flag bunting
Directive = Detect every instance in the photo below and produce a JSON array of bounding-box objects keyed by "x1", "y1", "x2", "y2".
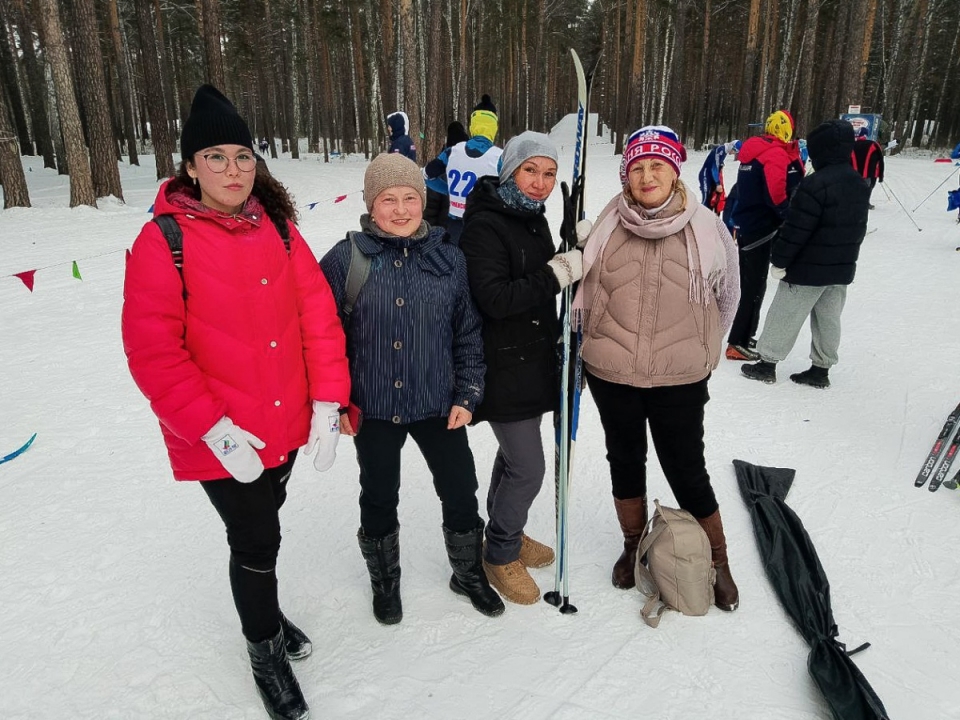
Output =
[
  {"x1": 306, "y1": 202, "x2": 318, "y2": 210},
  {"x1": 72, "y1": 261, "x2": 83, "y2": 280},
  {"x1": 14, "y1": 270, "x2": 36, "y2": 292},
  {"x1": 334, "y1": 195, "x2": 347, "y2": 203},
  {"x1": 147, "y1": 203, "x2": 154, "y2": 213}
]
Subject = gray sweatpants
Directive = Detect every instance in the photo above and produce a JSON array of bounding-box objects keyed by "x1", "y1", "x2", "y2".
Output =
[
  {"x1": 484, "y1": 416, "x2": 546, "y2": 565},
  {"x1": 757, "y1": 282, "x2": 847, "y2": 368}
]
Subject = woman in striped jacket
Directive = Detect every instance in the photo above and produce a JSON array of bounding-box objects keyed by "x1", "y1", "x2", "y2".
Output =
[{"x1": 320, "y1": 153, "x2": 504, "y2": 625}]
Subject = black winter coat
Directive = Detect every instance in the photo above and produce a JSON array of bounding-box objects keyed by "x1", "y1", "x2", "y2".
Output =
[
  {"x1": 772, "y1": 120, "x2": 870, "y2": 286},
  {"x1": 459, "y1": 177, "x2": 561, "y2": 423}
]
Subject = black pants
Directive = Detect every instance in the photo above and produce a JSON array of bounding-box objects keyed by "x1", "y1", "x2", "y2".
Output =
[
  {"x1": 201, "y1": 451, "x2": 297, "y2": 642},
  {"x1": 728, "y1": 239, "x2": 773, "y2": 347},
  {"x1": 353, "y1": 417, "x2": 480, "y2": 538},
  {"x1": 586, "y1": 372, "x2": 718, "y2": 519}
]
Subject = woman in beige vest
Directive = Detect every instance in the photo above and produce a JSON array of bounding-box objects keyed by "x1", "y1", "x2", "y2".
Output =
[{"x1": 573, "y1": 125, "x2": 741, "y2": 611}]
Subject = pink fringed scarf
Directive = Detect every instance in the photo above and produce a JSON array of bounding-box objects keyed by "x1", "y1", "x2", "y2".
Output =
[{"x1": 572, "y1": 182, "x2": 725, "y2": 330}]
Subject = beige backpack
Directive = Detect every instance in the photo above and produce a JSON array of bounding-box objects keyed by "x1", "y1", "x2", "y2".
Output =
[{"x1": 634, "y1": 499, "x2": 715, "y2": 628}]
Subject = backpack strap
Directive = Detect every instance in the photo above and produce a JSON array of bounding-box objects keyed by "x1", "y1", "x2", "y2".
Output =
[
  {"x1": 343, "y1": 231, "x2": 371, "y2": 322},
  {"x1": 152, "y1": 215, "x2": 186, "y2": 299},
  {"x1": 635, "y1": 517, "x2": 670, "y2": 628}
]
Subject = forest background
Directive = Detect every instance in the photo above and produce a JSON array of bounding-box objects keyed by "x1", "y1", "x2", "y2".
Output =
[{"x1": 1, "y1": 0, "x2": 959, "y2": 209}]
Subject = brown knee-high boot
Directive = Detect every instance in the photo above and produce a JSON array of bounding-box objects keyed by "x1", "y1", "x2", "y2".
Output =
[
  {"x1": 612, "y1": 496, "x2": 648, "y2": 589},
  {"x1": 697, "y1": 510, "x2": 740, "y2": 611}
]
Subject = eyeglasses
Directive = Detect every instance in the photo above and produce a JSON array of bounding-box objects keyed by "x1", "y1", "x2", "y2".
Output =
[{"x1": 199, "y1": 152, "x2": 257, "y2": 173}]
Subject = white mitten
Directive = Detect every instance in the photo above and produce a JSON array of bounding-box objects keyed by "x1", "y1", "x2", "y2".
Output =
[
  {"x1": 770, "y1": 266, "x2": 787, "y2": 280},
  {"x1": 547, "y1": 249, "x2": 584, "y2": 289},
  {"x1": 203, "y1": 416, "x2": 266, "y2": 483},
  {"x1": 575, "y1": 219, "x2": 593, "y2": 248},
  {"x1": 303, "y1": 401, "x2": 341, "y2": 472}
]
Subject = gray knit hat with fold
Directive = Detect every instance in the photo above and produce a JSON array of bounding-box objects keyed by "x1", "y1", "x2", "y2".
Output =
[{"x1": 498, "y1": 131, "x2": 559, "y2": 184}]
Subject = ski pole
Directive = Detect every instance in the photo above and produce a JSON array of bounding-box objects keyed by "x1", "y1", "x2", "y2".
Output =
[
  {"x1": 911, "y1": 165, "x2": 960, "y2": 211},
  {"x1": 885, "y1": 182, "x2": 923, "y2": 232}
]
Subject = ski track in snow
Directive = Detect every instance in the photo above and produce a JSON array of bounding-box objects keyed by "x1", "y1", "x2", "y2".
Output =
[{"x1": 2, "y1": 121, "x2": 959, "y2": 719}]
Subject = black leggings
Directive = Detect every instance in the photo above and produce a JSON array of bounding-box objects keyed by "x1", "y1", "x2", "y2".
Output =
[
  {"x1": 201, "y1": 451, "x2": 297, "y2": 642},
  {"x1": 728, "y1": 240, "x2": 772, "y2": 347},
  {"x1": 586, "y1": 372, "x2": 718, "y2": 519}
]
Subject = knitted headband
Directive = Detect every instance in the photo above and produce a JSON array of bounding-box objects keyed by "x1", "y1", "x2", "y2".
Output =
[{"x1": 619, "y1": 125, "x2": 686, "y2": 183}]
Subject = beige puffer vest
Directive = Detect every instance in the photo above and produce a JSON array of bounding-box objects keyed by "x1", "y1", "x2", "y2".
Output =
[{"x1": 580, "y1": 194, "x2": 722, "y2": 388}]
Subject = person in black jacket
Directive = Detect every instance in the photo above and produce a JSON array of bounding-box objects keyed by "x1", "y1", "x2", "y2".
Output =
[
  {"x1": 741, "y1": 119, "x2": 870, "y2": 388},
  {"x1": 459, "y1": 131, "x2": 582, "y2": 605}
]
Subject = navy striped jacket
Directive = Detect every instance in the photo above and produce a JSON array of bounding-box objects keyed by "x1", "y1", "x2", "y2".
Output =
[{"x1": 319, "y1": 225, "x2": 484, "y2": 424}]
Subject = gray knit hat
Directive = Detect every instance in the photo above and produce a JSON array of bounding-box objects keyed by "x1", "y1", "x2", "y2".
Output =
[
  {"x1": 364, "y1": 153, "x2": 426, "y2": 212},
  {"x1": 498, "y1": 131, "x2": 559, "y2": 184}
]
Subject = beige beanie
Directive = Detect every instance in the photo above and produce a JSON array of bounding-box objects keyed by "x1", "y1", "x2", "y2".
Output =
[{"x1": 364, "y1": 153, "x2": 426, "y2": 212}]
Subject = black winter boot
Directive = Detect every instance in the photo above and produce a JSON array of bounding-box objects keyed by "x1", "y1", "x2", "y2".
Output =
[
  {"x1": 246, "y1": 628, "x2": 310, "y2": 720},
  {"x1": 442, "y1": 521, "x2": 506, "y2": 617},
  {"x1": 790, "y1": 365, "x2": 830, "y2": 388},
  {"x1": 741, "y1": 360, "x2": 777, "y2": 384},
  {"x1": 357, "y1": 527, "x2": 403, "y2": 625},
  {"x1": 279, "y1": 613, "x2": 312, "y2": 661}
]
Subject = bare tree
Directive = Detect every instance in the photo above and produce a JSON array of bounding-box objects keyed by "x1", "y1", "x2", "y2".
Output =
[{"x1": 135, "y1": 0, "x2": 175, "y2": 178}]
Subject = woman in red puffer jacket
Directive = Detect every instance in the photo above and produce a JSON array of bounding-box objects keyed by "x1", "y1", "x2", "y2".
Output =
[{"x1": 121, "y1": 85, "x2": 348, "y2": 720}]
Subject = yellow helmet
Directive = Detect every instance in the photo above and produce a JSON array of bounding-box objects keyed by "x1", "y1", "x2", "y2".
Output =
[{"x1": 765, "y1": 110, "x2": 795, "y2": 142}]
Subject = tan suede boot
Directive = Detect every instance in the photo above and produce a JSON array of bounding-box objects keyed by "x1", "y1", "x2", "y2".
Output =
[
  {"x1": 612, "y1": 496, "x2": 648, "y2": 589},
  {"x1": 483, "y1": 559, "x2": 540, "y2": 605},
  {"x1": 697, "y1": 509, "x2": 740, "y2": 611},
  {"x1": 519, "y1": 534, "x2": 555, "y2": 568}
]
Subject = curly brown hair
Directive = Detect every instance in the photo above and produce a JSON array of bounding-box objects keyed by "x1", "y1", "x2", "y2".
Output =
[{"x1": 175, "y1": 157, "x2": 298, "y2": 227}]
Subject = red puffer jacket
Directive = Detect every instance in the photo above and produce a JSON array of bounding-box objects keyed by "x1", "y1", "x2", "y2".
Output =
[{"x1": 122, "y1": 180, "x2": 350, "y2": 480}]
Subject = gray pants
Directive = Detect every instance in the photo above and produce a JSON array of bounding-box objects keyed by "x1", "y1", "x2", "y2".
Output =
[
  {"x1": 757, "y1": 282, "x2": 847, "y2": 368},
  {"x1": 484, "y1": 416, "x2": 546, "y2": 565}
]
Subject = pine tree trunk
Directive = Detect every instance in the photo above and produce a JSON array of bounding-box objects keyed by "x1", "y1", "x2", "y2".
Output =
[
  {"x1": 36, "y1": 0, "x2": 96, "y2": 207},
  {"x1": 0, "y1": 88, "x2": 30, "y2": 207},
  {"x1": 399, "y1": 0, "x2": 419, "y2": 144},
  {"x1": 740, "y1": 0, "x2": 762, "y2": 131},
  {"x1": 794, "y1": 0, "x2": 819, "y2": 138},
  {"x1": 424, "y1": 0, "x2": 444, "y2": 160},
  {"x1": 69, "y1": 0, "x2": 123, "y2": 200},
  {"x1": 107, "y1": 0, "x2": 138, "y2": 165},
  {"x1": 0, "y1": 11, "x2": 31, "y2": 153},
  {"x1": 7, "y1": 0, "x2": 55, "y2": 167},
  {"x1": 135, "y1": 0, "x2": 175, "y2": 178},
  {"x1": 200, "y1": 0, "x2": 225, "y2": 89}
]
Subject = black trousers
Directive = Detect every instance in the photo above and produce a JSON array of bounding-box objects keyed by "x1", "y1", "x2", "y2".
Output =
[
  {"x1": 585, "y1": 372, "x2": 718, "y2": 520},
  {"x1": 353, "y1": 417, "x2": 480, "y2": 538},
  {"x1": 728, "y1": 239, "x2": 773, "y2": 347},
  {"x1": 201, "y1": 451, "x2": 297, "y2": 642}
]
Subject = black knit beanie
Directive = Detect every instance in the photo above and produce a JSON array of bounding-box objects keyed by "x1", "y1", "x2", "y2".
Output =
[
  {"x1": 445, "y1": 121, "x2": 469, "y2": 148},
  {"x1": 473, "y1": 94, "x2": 497, "y2": 116},
  {"x1": 180, "y1": 85, "x2": 254, "y2": 159}
]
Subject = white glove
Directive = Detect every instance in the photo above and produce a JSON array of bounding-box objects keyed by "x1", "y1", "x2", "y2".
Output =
[
  {"x1": 575, "y1": 219, "x2": 593, "y2": 248},
  {"x1": 770, "y1": 266, "x2": 787, "y2": 280},
  {"x1": 203, "y1": 416, "x2": 266, "y2": 483},
  {"x1": 547, "y1": 249, "x2": 584, "y2": 290},
  {"x1": 303, "y1": 401, "x2": 341, "y2": 472}
]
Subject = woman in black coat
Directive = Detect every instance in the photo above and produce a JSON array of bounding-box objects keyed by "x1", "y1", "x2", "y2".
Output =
[{"x1": 459, "y1": 131, "x2": 582, "y2": 605}]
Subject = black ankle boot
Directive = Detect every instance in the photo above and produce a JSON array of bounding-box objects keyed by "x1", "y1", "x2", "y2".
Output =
[
  {"x1": 741, "y1": 360, "x2": 777, "y2": 384},
  {"x1": 790, "y1": 365, "x2": 830, "y2": 388},
  {"x1": 442, "y1": 521, "x2": 506, "y2": 617},
  {"x1": 357, "y1": 527, "x2": 403, "y2": 625},
  {"x1": 246, "y1": 628, "x2": 309, "y2": 720},
  {"x1": 279, "y1": 613, "x2": 312, "y2": 661}
]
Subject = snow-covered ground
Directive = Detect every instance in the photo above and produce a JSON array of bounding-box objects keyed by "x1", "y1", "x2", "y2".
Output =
[{"x1": 2, "y1": 119, "x2": 958, "y2": 720}]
